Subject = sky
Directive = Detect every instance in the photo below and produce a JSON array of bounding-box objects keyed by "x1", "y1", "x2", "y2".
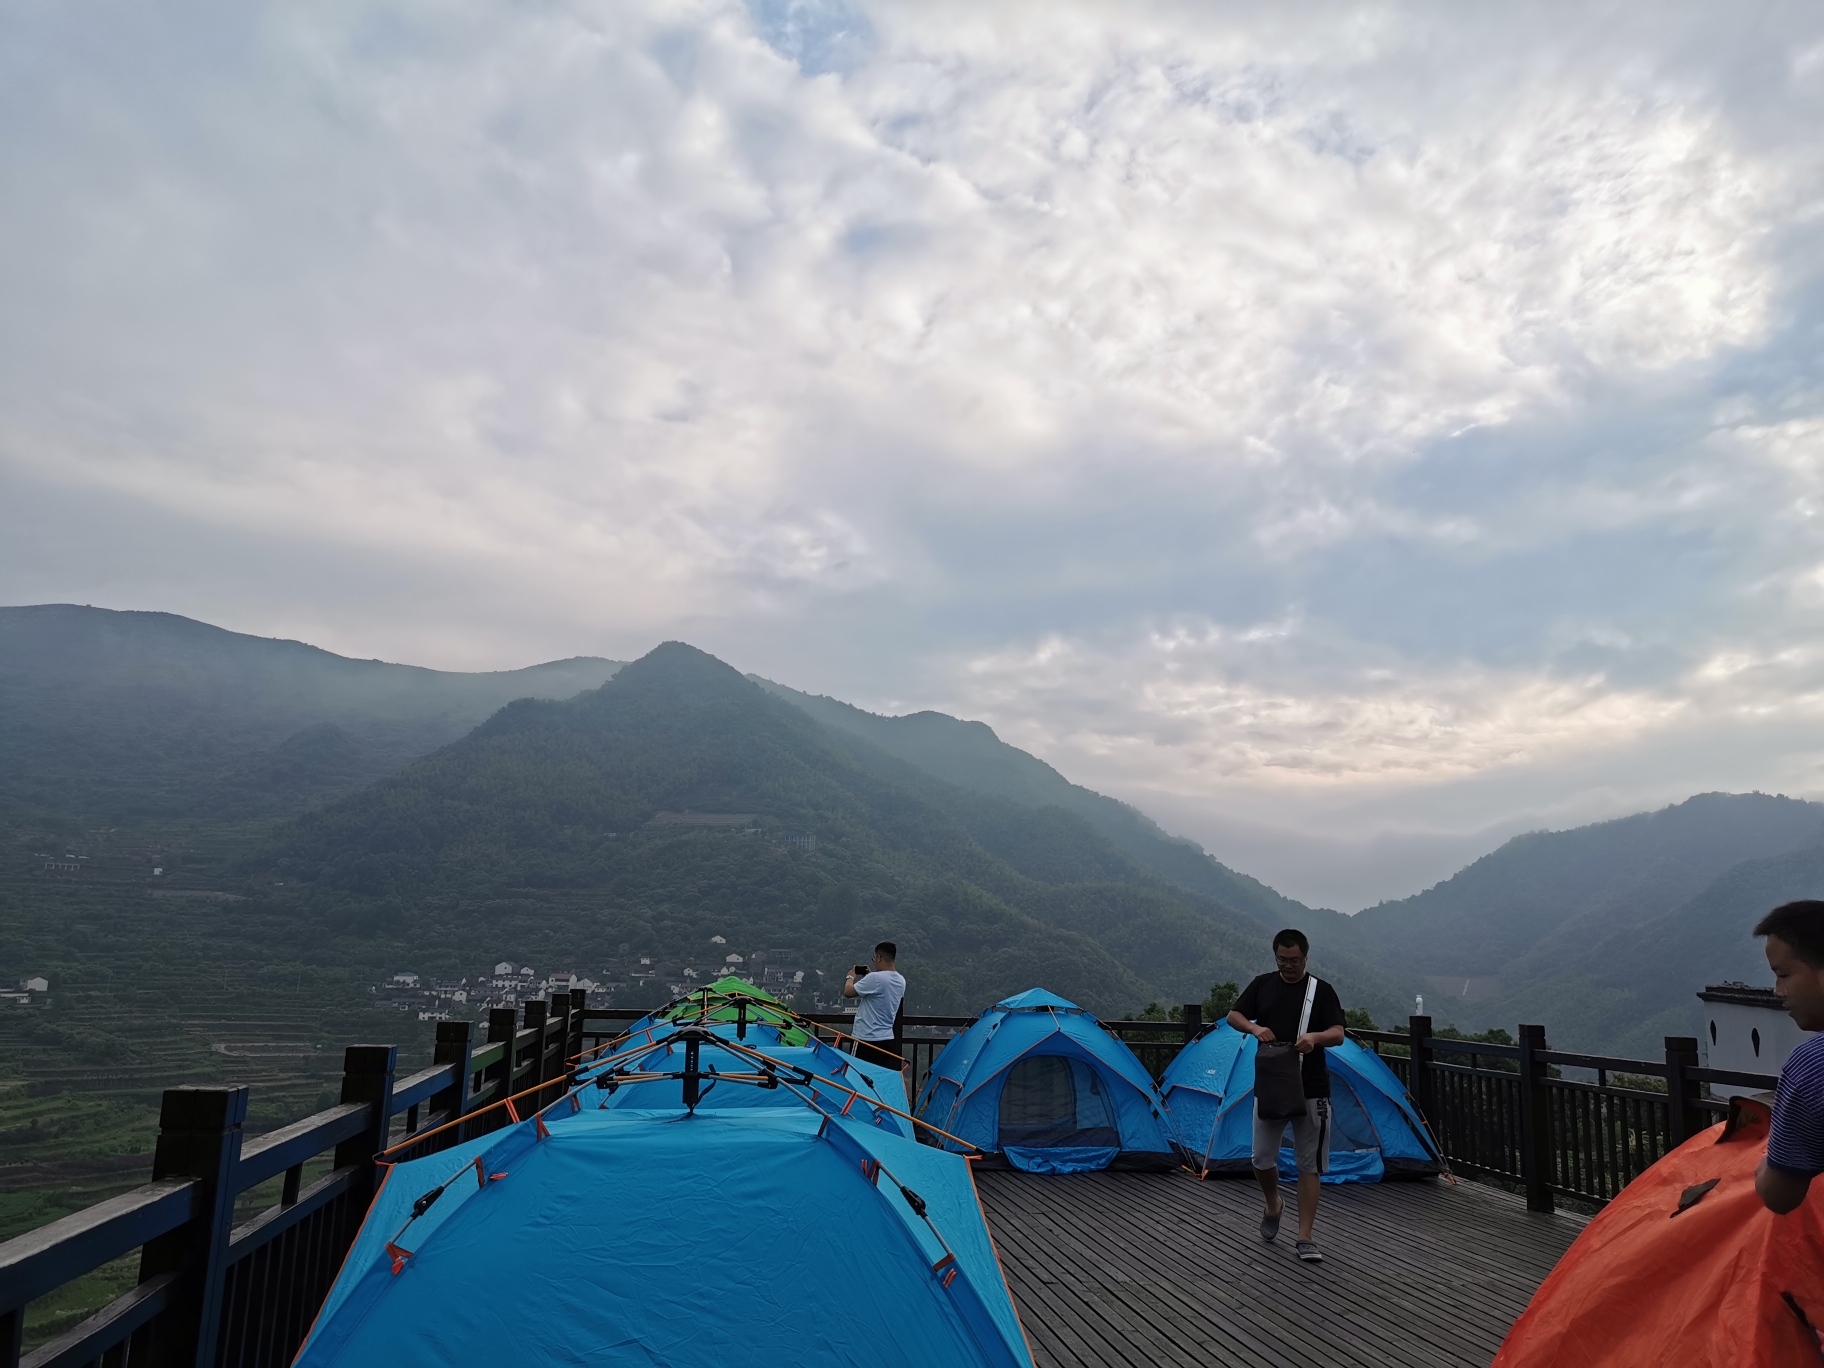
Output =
[{"x1": 6, "y1": 1, "x2": 1824, "y2": 910}]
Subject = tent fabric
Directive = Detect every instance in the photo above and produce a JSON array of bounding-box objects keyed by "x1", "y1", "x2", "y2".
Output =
[
  {"x1": 617, "y1": 976, "x2": 812, "y2": 1046},
  {"x1": 1160, "y1": 1024, "x2": 1438, "y2": 1183},
  {"x1": 915, "y1": 989, "x2": 1176, "y2": 1171},
  {"x1": 577, "y1": 1035, "x2": 910, "y2": 1130},
  {"x1": 995, "y1": 988, "x2": 1085, "y2": 1012},
  {"x1": 1494, "y1": 1095, "x2": 1824, "y2": 1368},
  {"x1": 298, "y1": 1071, "x2": 1032, "y2": 1366},
  {"x1": 1004, "y1": 1146, "x2": 1119, "y2": 1175}
]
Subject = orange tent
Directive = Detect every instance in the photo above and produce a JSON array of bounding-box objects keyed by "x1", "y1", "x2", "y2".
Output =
[{"x1": 1495, "y1": 1095, "x2": 1824, "y2": 1367}]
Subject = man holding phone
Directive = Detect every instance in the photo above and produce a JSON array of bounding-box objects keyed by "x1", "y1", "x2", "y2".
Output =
[{"x1": 843, "y1": 941, "x2": 906, "y2": 1071}]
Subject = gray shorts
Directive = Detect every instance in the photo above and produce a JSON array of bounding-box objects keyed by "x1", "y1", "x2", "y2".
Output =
[{"x1": 1252, "y1": 1098, "x2": 1332, "y2": 1175}]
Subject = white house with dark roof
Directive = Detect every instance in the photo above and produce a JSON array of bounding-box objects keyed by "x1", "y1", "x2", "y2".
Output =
[{"x1": 1698, "y1": 982, "x2": 1813, "y2": 1099}]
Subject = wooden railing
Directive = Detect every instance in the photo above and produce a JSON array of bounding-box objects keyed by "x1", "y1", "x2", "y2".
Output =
[
  {"x1": 0, "y1": 989, "x2": 591, "y2": 1368},
  {"x1": 2, "y1": 999, "x2": 1780, "y2": 1365},
  {"x1": 1351, "y1": 1018, "x2": 1779, "y2": 1210}
]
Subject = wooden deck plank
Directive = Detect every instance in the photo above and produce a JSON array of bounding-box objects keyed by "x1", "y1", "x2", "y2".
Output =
[
  {"x1": 1151, "y1": 1182, "x2": 1551, "y2": 1344},
  {"x1": 976, "y1": 1170, "x2": 1583, "y2": 1368},
  {"x1": 982, "y1": 1199, "x2": 1305, "y2": 1368},
  {"x1": 985, "y1": 1172, "x2": 1564, "y2": 1365},
  {"x1": 1005, "y1": 1180, "x2": 1414, "y2": 1368},
  {"x1": 1061, "y1": 1176, "x2": 1512, "y2": 1353},
  {"x1": 986, "y1": 1180, "x2": 1401, "y2": 1368},
  {"x1": 1033, "y1": 1174, "x2": 1519, "y2": 1358},
  {"x1": 986, "y1": 1183, "x2": 1467, "y2": 1368}
]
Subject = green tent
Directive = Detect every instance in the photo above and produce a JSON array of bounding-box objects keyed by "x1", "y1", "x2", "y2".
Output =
[{"x1": 653, "y1": 976, "x2": 811, "y2": 1046}]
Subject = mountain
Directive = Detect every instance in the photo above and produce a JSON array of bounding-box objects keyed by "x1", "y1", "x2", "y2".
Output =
[
  {"x1": 14, "y1": 602, "x2": 1811, "y2": 1064},
  {"x1": 0, "y1": 604, "x2": 623, "y2": 818},
  {"x1": 752, "y1": 678, "x2": 1323, "y2": 927},
  {"x1": 1349, "y1": 793, "x2": 1824, "y2": 1052},
  {"x1": 263, "y1": 643, "x2": 1412, "y2": 1019}
]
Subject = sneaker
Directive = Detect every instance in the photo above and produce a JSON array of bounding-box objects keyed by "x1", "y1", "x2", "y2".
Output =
[
  {"x1": 1259, "y1": 1207, "x2": 1281, "y2": 1243},
  {"x1": 1295, "y1": 1240, "x2": 1323, "y2": 1264}
]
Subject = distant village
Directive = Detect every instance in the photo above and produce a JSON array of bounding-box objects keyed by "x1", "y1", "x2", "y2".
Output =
[
  {"x1": 0, "y1": 975, "x2": 51, "y2": 1007},
  {"x1": 369, "y1": 939, "x2": 838, "y2": 1022}
]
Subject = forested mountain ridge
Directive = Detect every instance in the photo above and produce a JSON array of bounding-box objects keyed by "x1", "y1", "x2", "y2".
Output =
[
  {"x1": 1491, "y1": 834, "x2": 1824, "y2": 1058},
  {"x1": 11, "y1": 602, "x2": 1811, "y2": 1054},
  {"x1": 1351, "y1": 792, "x2": 1824, "y2": 974},
  {"x1": 1348, "y1": 792, "x2": 1824, "y2": 1054},
  {"x1": 752, "y1": 677, "x2": 1325, "y2": 928},
  {"x1": 0, "y1": 604, "x2": 623, "y2": 818},
  {"x1": 263, "y1": 642, "x2": 1412, "y2": 1019}
]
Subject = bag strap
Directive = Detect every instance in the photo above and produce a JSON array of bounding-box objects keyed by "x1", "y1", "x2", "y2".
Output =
[{"x1": 1296, "y1": 975, "x2": 1318, "y2": 1041}]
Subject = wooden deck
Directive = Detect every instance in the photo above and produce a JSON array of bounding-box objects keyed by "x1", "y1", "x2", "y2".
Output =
[{"x1": 976, "y1": 1170, "x2": 1586, "y2": 1368}]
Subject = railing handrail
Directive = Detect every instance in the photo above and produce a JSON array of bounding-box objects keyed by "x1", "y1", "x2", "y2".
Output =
[
  {"x1": 235, "y1": 1103, "x2": 368, "y2": 1190},
  {"x1": 579, "y1": 1008, "x2": 1211, "y2": 1035},
  {"x1": 579, "y1": 1008, "x2": 983, "y2": 1029},
  {"x1": 1429, "y1": 1038, "x2": 1522, "y2": 1059},
  {"x1": 391, "y1": 1061, "x2": 460, "y2": 1112},
  {"x1": 0, "y1": 1180, "x2": 196, "y2": 1315},
  {"x1": 1537, "y1": 1048, "x2": 1669, "y2": 1073},
  {"x1": 1691, "y1": 1065, "x2": 1779, "y2": 1089}
]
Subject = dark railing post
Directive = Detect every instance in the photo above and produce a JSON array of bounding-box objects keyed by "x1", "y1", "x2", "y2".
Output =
[
  {"x1": 545, "y1": 995, "x2": 569, "y2": 1107},
  {"x1": 523, "y1": 999, "x2": 550, "y2": 1103},
  {"x1": 1182, "y1": 1004, "x2": 1201, "y2": 1045},
  {"x1": 486, "y1": 1007, "x2": 517, "y2": 1100},
  {"x1": 332, "y1": 1046, "x2": 396, "y2": 1213},
  {"x1": 430, "y1": 1020, "x2": 473, "y2": 1124},
  {"x1": 569, "y1": 987, "x2": 588, "y2": 1068},
  {"x1": 1665, "y1": 1035, "x2": 1703, "y2": 1148},
  {"x1": 1409, "y1": 1014, "x2": 1434, "y2": 1124},
  {"x1": 1517, "y1": 1024, "x2": 1553, "y2": 1213},
  {"x1": 136, "y1": 1085, "x2": 248, "y2": 1367}
]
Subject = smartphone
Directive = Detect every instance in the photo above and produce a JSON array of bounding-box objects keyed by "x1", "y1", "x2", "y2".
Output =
[{"x1": 852, "y1": 964, "x2": 869, "y2": 978}]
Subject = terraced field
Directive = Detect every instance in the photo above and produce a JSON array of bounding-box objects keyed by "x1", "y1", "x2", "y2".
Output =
[{"x1": 0, "y1": 819, "x2": 443, "y2": 1243}]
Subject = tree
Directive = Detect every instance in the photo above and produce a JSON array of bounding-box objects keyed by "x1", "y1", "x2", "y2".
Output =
[{"x1": 1203, "y1": 980, "x2": 1240, "y2": 1020}]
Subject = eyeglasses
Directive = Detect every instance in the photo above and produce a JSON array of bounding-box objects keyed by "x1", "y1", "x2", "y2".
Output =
[{"x1": 1275, "y1": 954, "x2": 1306, "y2": 966}]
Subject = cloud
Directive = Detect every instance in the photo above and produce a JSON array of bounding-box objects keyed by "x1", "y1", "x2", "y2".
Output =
[{"x1": 4, "y1": 1, "x2": 1824, "y2": 906}]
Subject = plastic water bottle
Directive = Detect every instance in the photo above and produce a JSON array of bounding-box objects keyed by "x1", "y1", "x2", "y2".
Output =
[{"x1": 1415, "y1": 994, "x2": 1424, "y2": 1016}]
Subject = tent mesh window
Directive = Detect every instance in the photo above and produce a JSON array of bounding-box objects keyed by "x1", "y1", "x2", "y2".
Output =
[{"x1": 997, "y1": 1055, "x2": 1120, "y2": 1148}]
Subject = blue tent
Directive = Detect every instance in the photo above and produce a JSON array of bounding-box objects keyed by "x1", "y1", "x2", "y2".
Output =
[
  {"x1": 296, "y1": 1043, "x2": 1033, "y2": 1366},
  {"x1": 577, "y1": 1032, "x2": 911, "y2": 1133},
  {"x1": 1161, "y1": 1023, "x2": 1440, "y2": 1183},
  {"x1": 915, "y1": 989, "x2": 1176, "y2": 1174}
]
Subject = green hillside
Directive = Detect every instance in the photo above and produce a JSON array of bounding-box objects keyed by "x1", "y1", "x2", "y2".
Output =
[
  {"x1": 1497, "y1": 837, "x2": 1824, "y2": 1057},
  {"x1": 265, "y1": 643, "x2": 1411, "y2": 1020},
  {"x1": 0, "y1": 604, "x2": 622, "y2": 819},
  {"x1": 753, "y1": 677, "x2": 1325, "y2": 926},
  {"x1": 1349, "y1": 792, "x2": 1824, "y2": 1051}
]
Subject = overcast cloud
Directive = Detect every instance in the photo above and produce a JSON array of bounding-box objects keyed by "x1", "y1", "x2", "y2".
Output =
[{"x1": 6, "y1": 1, "x2": 1824, "y2": 909}]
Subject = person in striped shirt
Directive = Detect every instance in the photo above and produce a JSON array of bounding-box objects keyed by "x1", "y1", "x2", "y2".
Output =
[{"x1": 1753, "y1": 900, "x2": 1824, "y2": 1215}]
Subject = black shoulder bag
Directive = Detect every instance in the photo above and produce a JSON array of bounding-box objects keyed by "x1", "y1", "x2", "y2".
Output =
[{"x1": 1254, "y1": 975, "x2": 1319, "y2": 1120}]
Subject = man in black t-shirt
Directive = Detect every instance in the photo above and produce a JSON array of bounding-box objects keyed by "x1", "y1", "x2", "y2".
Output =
[{"x1": 1227, "y1": 928, "x2": 1347, "y2": 1264}]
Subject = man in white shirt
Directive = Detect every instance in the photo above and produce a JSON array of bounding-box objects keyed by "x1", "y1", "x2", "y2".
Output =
[{"x1": 843, "y1": 941, "x2": 906, "y2": 1071}]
